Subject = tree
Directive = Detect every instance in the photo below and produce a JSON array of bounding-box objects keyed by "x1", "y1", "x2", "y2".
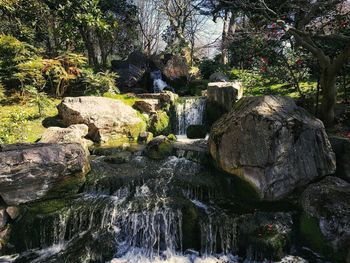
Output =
[
  {"x1": 212, "y1": 0, "x2": 350, "y2": 126},
  {"x1": 158, "y1": 0, "x2": 205, "y2": 52},
  {"x1": 134, "y1": 0, "x2": 166, "y2": 55}
]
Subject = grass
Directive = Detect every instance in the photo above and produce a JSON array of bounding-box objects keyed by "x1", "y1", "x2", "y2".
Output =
[
  {"x1": 103, "y1": 92, "x2": 139, "y2": 106},
  {"x1": 245, "y1": 82, "x2": 318, "y2": 98},
  {"x1": 0, "y1": 96, "x2": 60, "y2": 143}
]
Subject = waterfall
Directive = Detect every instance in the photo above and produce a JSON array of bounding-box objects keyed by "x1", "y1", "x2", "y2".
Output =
[
  {"x1": 174, "y1": 97, "x2": 206, "y2": 135},
  {"x1": 1, "y1": 155, "x2": 298, "y2": 263},
  {"x1": 151, "y1": 70, "x2": 169, "y2": 93}
]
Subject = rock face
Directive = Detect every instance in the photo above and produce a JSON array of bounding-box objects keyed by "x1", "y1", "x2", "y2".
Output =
[
  {"x1": 57, "y1": 97, "x2": 146, "y2": 143},
  {"x1": 133, "y1": 99, "x2": 159, "y2": 114},
  {"x1": 40, "y1": 124, "x2": 93, "y2": 154},
  {"x1": 0, "y1": 143, "x2": 90, "y2": 206},
  {"x1": 136, "y1": 91, "x2": 179, "y2": 106},
  {"x1": 111, "y1": 51, "x2": 150, "y2": 92},
  {"x1": 207, "y1": 82, "x2": 243, "y2": 111},
  {"x1": 301, "y1": 176, "x2": 350, "y2": 261},
  {"x1": 209, "y1": 96, "x2": 336, "y2": 200},
  {"x1": 329, "y1": 136, "x2": 350, "y2": 181},
  {"x1": 163, "y1": 55, "x2": 189, "y2": 81}
]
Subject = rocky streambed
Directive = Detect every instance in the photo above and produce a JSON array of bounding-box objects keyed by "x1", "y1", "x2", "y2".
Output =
[{"x1": 0, "y1": 93, "x2": 349, "y2": 263}]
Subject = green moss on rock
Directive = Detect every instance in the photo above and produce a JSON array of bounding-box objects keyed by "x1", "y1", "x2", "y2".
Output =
[
  {"x1": 146, "y1": 136, "x2": 174, "y2": 160},
  {"x1": 149, "y1": 111, "x2": 170, "y2": 136},
  {"x1": 299, "y1": 214, "x2": 332, "y2": 257}
]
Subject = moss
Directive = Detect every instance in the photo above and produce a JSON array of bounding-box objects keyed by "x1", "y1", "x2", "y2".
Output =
[
  {"x1": 103, "y1": 92, "x2": 138, "y2": 107},
  {"x1": 181, "y1": 201, "x2": 201, "y2": 250},
  {"x1": 46, "y1": 174, "x2": 87, "y2": 199},
  {"x1": 299, "y1": 214, "x2": 331, "y2": 255},
  {"x1": 27, "y1": 198, "x2": 72, "y2": 215},
  {"x1": 167, "y1": 134, "x2": 177, "y2": 142},
  {"x1": 127, "y1": 119, "x2": 147, "y2": 140},
  {"x1": 149, "y1": 111, "x2": 170, "y2": 136},
  {"x1": 146, "y1": 137, "x2": 173, "y2": 160}
]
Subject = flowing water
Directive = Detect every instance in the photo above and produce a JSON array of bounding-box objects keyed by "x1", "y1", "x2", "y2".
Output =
[
  {"x1": 0, "y1": 103, "x2": 315, "y2": 263},
  {"x1": 151, "y1": 70, "x2": 169, "y2": 93},
  {"x1": 174, "y1": 97, "x2": 206, "y2": 135},
  {"x1": 0, "y1": 151, "x2": 308, "y2": 263}
]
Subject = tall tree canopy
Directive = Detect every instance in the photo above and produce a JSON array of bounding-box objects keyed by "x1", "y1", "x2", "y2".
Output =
[{"x1": 206, "y1": 0, "x2": 350, "y2": 126}]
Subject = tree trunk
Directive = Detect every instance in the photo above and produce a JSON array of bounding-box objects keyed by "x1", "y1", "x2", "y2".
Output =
[
  {"x1": 320, "y1": 68, "x2": 337, "y2": 127},
  {"x1": 221, "y1": 11, "x2": 229, "y2": 65},
  {"x1": 80, "y1": 27, "x2": 99, "y2": 70}
]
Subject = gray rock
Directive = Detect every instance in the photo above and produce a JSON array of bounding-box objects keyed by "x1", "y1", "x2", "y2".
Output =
[
  {"x1": 5, "y1": 206, "x2": 20, "y2": 220},
  {"x1": 0, "y1": 209, "x2": 8, "y2": 230},
  {"x1": 136, "y1": 91, "x2": 178, "y2": 106},
  {"x1": 0, "y1": 224, "x2": 11, "y2": 251},
  {"x1": 209, "y1": 96, "x2": 336, "y2": 200},
  {"x1": 57, "y1": 97, "x2": 146, "y2": 143},
  {"x1": 301, "y1": 176, "x2": 350, "y2": 260},
  {"x1": 40, "y1": 124, "x2": 93, "y2": 155},
  {"x1": 207, "y1": 81, "x2": 243, "y2": 111},
  {"x1": 329, "y1": 136, "x2": 350, "y2": 181},
  {"x1": 0, "y1": 143, "x2": 90, "y2": 206},
  {"x1": 209, "y1": 72, "x2": 229, "y2": 82}
]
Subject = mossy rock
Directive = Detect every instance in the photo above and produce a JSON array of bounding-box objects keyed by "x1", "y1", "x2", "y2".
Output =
[
  {"x1": 167, "y1": 134, "x2": 177, "y2": 142},
  {"x1": 298, "y1": 214, "x2": 334, "y2": 259},
  {"x1": 186, "y1": 125, "x2": 207, "y2": 139},
  {"x1": 145, "y1": 136, "x2": 174, "y2": 160},
  {"x1": 237, "y1": 212, "x2": 293, "y2": 261},
  {"x1": 127, "y1": 117, "x2": 147, "y2": 140},
  {"x1": 138, "y1": 132, "x2": 154, "y2": 144},
  {"x1": 102, "y1": 151, "x2": 132, "y2": 164},
  {"x1": 149, "y1": 111, "x2": 170, "y2": 136}
]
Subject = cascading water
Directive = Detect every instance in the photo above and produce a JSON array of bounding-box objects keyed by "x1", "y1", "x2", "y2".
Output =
[
  {"x1": 0, "y1": 153, "x2": 304, "y2": 263},
  {"x1": 151, "y1": 70, "x2": 169, "y2": 93},
  {"x1": 174, "y1": 97, "x2": 206, "y2": 135}
]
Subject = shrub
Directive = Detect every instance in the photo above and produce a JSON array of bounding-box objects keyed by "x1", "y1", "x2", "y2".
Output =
[
  {"x1": 42, "y1": 52, "x2": 87, "y2": 97},
  {"x1": 199, "y1": 59, "x2": 227, "y2": 79},
  {"x1": 0, "y1": 34, "x2": 38, "y2": 88},
  {"x1": 0, "y1": 110, "x2": 28, "y2": 144},
  {"x1": 0, "y1": 82, "x2": 5, "y2": 100},
  {"x1": 24, "y1": 86, "x2": 52, "y2": 117},
  {"x1": 83, "y1": 70, "x2": 119, "y2": 96}
]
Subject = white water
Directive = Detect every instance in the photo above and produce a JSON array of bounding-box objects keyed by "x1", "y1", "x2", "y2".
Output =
[
  {"x1": 151, "y1": 70, "x2": 169, "y2": 93},
  {"x1": 175, "y1": 97, "x2": 206, "y2": 135}
]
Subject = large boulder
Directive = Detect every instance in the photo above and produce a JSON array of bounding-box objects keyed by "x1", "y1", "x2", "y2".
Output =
[
  {"x1": 301, "y1": 176, "x2": 350, "y2": 261},
  {"x1": 57, "y1": 97, "x2": 146, "y2": 143},
  {"x1": 0, "y1": 143, "x2": 90, "y2": 206},
  {"x1": 209, "y1": 96, "x2": 336, "y2": 201},
  {"x1": 40, "y1": 124, "x2": 93, "y2": 154},
  {"x1": 209, "y1": 72, "x2": 229, "y2": 82},
  {"x1": 111, "y1": 51, "x2": 151, "y2": 92},
  {"x1": 163, "y1": 55, "x2": 190, "y2": 93},
  {"x1": 207, "y1": 81, "x2": 243, "y2": 112}
]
